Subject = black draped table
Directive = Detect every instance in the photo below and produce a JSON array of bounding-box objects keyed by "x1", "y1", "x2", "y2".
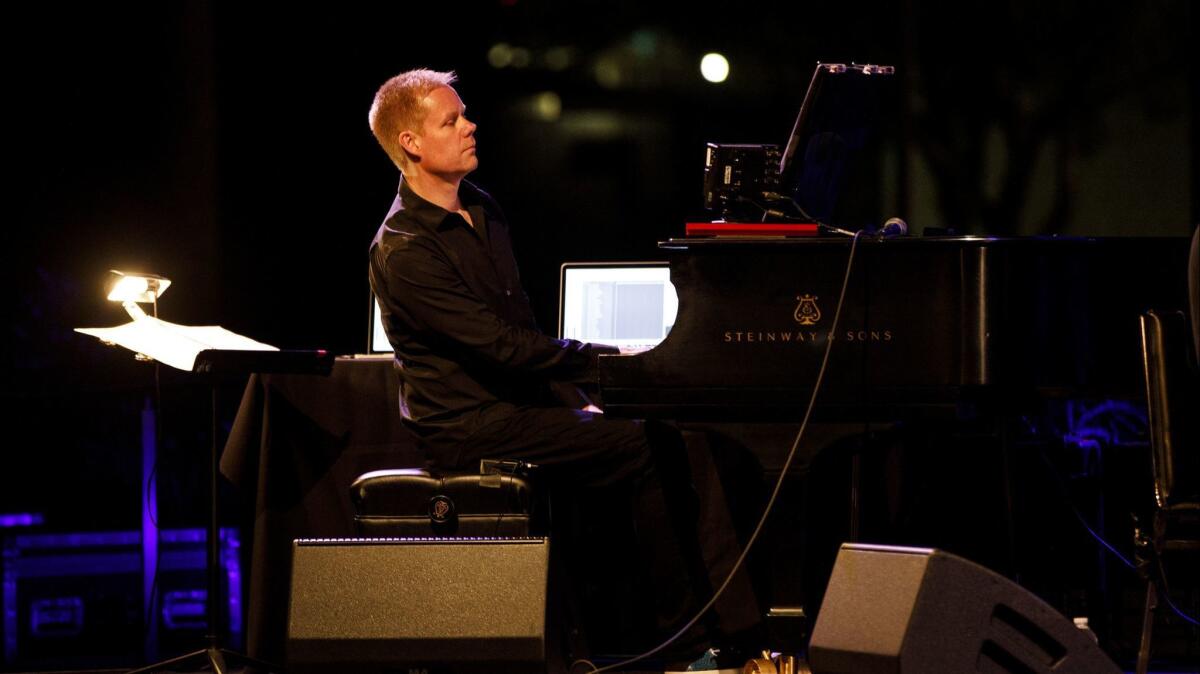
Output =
[
  {"x1": 217, "y1": 354, "x2": 764, "y2": 665},
  {"x1": 219, "y1": 355, "x2": 420, "y2": 664}
]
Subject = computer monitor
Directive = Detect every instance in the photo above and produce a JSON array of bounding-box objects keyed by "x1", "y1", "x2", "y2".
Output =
[{"x1": 558, "y1": 262, "x2": 677, "y2": 349}]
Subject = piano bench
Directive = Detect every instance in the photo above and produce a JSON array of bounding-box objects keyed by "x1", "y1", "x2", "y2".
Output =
[{"x1": 349, "y1": 464, "x2": 536, "y2": 538}]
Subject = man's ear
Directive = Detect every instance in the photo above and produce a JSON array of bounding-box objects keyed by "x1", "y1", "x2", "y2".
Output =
[{"x1": 398, "y1": 130, "x2": 420, "y2": 158}]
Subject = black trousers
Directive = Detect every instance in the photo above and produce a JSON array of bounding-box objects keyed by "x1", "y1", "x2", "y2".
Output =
[{"x1": 424, "y1": 404, "x2": 760, "y2": 658}]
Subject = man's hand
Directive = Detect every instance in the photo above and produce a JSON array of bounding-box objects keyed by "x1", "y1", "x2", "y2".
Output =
[{"x1": 581, "y1": 404, "x2": 604, "y2": 414}]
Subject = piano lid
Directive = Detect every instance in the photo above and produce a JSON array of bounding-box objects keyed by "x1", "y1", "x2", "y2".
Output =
[{"x1": 778, "y1": 63, "x2": 897, "y2": 231}]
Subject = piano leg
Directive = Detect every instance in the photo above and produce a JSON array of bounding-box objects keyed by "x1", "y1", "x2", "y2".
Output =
[{"x1": 848, "y1": 453, "x2": 861, "y2": 542}]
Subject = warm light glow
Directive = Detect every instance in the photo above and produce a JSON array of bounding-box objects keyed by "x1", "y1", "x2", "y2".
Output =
[
  {"x1": 594, "y1": 57, "x2": 621, "y2": 88},
  {"x1": 487, "y1": 43, "x2": 513, "y2": 68},
  {"x1": 106, "y1": 270, "x2": 171, "y2": 303},
  {"x1": 532, "y1": 92, "x2": 562, "y2": 121},
  {"x1": 109, "y1": 276, "x2": 148, "y2": 301},
  {"x1": 700, "y1": 53, "x2": 729, "y2": 83}
]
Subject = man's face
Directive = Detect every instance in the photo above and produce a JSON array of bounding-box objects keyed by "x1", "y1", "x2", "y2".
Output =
[{"x1": 411, "y1": 85, "x2": 478, "y2": 179}]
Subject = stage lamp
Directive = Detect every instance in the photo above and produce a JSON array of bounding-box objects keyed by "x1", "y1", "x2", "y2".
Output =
[
  {"x1": 700, "y1": 52, "x2": 729, "y2": 83},
  {"x1": 106, "y1": 270, "x2": 171, "y2": 320}
]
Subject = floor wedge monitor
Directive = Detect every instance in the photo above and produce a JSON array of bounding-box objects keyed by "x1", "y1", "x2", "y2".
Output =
[
  {"x1": 287, "y1": 537, "x2": 549, "y2": 673},
  {"x1": 809, "y1": 543, "x2": 1121, "y2": 674}
]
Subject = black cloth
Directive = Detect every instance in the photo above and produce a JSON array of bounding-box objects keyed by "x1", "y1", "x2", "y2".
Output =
[
  {"x1": 369, "y1": 178, "x2": 615, "y2": 461},
  {"x1": 218, "y1": 361, "x2": 761, "y2": 663},
  {"x1": 220, "y1": 358, "x2": 423, "y2": 665}
]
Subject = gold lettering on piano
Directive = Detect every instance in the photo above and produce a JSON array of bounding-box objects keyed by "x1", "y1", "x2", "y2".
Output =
[
  {"x1": 794, "y1": 294, "x2": 821, "y2": 325},
  {"x1": 720, "y1": 296, "x2": 894, "y2": 344},
  {"x1": 723, "y1": 330, "x2": 829, "y2": 343},
  {"x1": 721, "y1": 329, "x2": 892, "y2": 344},
  {"x1": 844, "y1": 330, "x2": 893, "y2": 342}
]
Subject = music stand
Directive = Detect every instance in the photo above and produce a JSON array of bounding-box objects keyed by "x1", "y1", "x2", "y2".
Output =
[{"x1": 109, "y1": 348, "x2": 333, "y2": 674}]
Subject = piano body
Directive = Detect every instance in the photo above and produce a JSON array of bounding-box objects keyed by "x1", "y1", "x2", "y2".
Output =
[
  {"x1": 588, "y1": 62, "x2": 1194, "y2": 658},
  {"x1": 594, "y1": 234, "x2": 1190, "y2": 649},
  {"x1": 600, "y1": 235, "x2": 1191, "y2": 422}
]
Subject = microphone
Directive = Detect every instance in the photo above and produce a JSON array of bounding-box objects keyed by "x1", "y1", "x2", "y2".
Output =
[{"x1": 877, "y1": 217, "x2": 908, "y2": 239}]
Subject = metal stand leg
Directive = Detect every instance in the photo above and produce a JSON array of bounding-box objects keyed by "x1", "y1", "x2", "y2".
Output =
[
  {"x1": 1136, "y1": 581, "x2": 1157, "y2": 674},
  {"x1": 126, "y1": 384, "x2": 280, "y2": 674}
]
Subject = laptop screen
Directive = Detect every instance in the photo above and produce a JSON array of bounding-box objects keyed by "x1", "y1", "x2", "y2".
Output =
[
  {"x1": 369, "y1": 296, "x2": 391, "y2": 354},
  {"x1": 558, "y1": 262, "x2": 677, "y2": 349}
]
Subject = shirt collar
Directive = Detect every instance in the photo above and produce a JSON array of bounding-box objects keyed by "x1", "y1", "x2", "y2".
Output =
[{"x1": 397, "y1": 177, "x2": 485, "y2": 232}]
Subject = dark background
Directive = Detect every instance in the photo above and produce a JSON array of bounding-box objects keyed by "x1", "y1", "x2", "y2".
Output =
[{"x1": 0, "y1": 0, "x2": 1195, "y2": 666}]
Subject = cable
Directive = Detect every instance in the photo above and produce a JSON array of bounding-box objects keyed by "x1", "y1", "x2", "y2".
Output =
[
  {"x1": 776, "y1": 193, "x2": 821, "y2": 223},
  {"x1": 1034, "y1": 445, "x2": 1200, "y2": 628},
  {"x1": 732, "y1": 195, "x2": 805, "y2": 223},
  {"x1": 1079, "y1": 510, "x2": 1136, "y2": 571},
  {"x1": 1033, "y1": 445, "x2": 1136, "y2": 567},
  {"x1": 1155, "y1": 554, "x2": 1200, "y2": 627},
  {"x1": 570, "y1": 659, "x2": 600, "y2": 674},
  {"x1": 732, "y1": 193, "x2": 868, "y2": 241},
  {"x1": 573, "y1": 230, "x2": 865, "y2": 674}
]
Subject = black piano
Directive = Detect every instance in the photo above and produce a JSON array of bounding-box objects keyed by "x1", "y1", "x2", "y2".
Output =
[
  {"x1": 595, "y1": 234, "x2": 1191, "y2": 661},
  {"x1": 599, "y1": 235, "x2": 1191, "y2": 422},
  {"x1": 592, "y1": 64, "x2": 1193, "y2": 657}
]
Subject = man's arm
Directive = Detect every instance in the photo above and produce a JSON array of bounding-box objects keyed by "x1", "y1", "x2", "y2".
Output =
[{"x1": 375, "y1": 239, "x2": 615, "y2": 382}]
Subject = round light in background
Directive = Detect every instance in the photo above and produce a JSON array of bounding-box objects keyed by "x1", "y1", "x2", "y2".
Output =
[
  {"x1": 700, "y1": 52, "x2": 729, "y2": 83},
  {"x1": 487, "y1": 43, "x2": 513, "y2": 68},
  {"x1": 532, "y1": 92, "x2": 562, "y2": 122},
  {"x1": 594, "y1": 57, "x2": 621, "y2": 88}
]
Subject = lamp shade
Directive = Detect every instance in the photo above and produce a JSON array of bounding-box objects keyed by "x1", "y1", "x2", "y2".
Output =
[{"x1": 106, "y1": 270, "x2": 171, "y2": 304}]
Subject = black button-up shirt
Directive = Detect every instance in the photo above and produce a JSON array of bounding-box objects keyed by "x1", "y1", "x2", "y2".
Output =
[{"x1": 369, "y1": 178, "x2": 611, "y2": 445}]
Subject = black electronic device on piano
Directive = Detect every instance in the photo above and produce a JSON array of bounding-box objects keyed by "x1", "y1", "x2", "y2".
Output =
[{"x1": 702, "y1": 143, "x2": 782, "y2": 221}]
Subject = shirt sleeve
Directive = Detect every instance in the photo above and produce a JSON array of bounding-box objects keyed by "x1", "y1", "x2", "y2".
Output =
[{"x1": 374, "y1": 237, "x2": 616, "y2": 382}]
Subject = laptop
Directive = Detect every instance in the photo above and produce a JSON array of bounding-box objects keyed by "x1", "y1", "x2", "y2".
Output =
[{"x1": 557, "y1": 261, "x2": 677, "y2": 350}]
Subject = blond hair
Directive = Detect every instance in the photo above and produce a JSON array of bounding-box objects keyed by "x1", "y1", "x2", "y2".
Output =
[{"x1": 368, "y1": 68, "x2": 458, "y2": 170}]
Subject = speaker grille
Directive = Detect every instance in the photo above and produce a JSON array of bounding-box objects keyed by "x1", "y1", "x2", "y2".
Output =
[{"x1": 287, "y1": 537, "x2": 548, "y2": 672}]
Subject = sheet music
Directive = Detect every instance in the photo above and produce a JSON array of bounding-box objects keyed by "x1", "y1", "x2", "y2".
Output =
[{"x1": 76, "y1": 316, "x2": 277, "y2": 372}]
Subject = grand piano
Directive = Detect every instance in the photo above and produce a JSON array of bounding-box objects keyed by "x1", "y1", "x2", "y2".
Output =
[
  {"x1": 594, "y1": 233, "x2": 1191, "y2": 662},
  {"x1": 594, "y1": 64, "x2": 1194, "y2": 659}
]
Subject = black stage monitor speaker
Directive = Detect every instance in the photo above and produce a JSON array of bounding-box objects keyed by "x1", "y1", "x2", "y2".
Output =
[
  {"x1": 286, "y1": 537, "x2": 549, "y2": 673},
  {"x1": 809, "y1": 543, "x2": 1121, "y2": 674}
]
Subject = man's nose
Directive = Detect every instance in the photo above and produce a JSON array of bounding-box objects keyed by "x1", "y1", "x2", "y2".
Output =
[{"x1": 462, "y1": 118, "x2": 477, "y2": 135}]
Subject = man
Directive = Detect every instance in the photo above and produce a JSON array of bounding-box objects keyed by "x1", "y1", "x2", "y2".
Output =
[
  {"x1": 367, "y1": 68, "x2": 758, "y2": 666},
  {"x1": 367, "y1": 68, "x2": 629, "y2": 474}
]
